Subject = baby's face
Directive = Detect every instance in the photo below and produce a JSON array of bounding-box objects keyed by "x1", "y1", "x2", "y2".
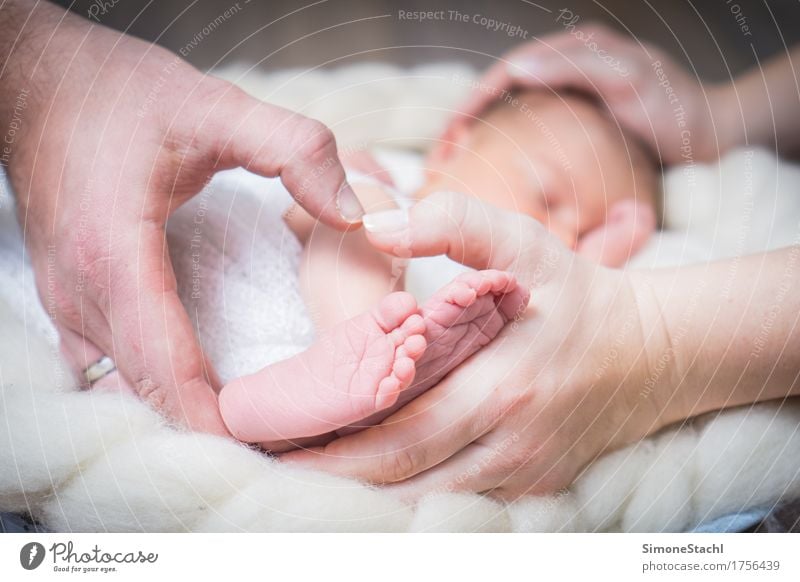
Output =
[{"x1": 419, "y1": 90, "x2": 657, "y2": 256}]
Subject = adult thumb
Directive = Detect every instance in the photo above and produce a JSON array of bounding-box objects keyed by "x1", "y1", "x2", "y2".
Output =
[{"x1": 362, "y1": 190, "x2": 568, "y2": 289}]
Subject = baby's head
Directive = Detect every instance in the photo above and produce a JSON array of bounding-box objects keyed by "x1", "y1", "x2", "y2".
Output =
[{"x1": 419, "y1": 89, "x2": 659, "y2": 266}]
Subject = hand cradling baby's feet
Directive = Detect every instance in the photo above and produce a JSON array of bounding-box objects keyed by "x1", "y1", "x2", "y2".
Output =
[
  {"x1": 219, "y1": 291, "x2": 427, "y2": 443},
  {"x1": 218, "y1": 270, "x2": 529, "y2": 445}
]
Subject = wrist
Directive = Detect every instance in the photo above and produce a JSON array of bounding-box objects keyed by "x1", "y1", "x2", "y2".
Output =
[{"x1": 623, "y1": 270, "x2": 688, "y2": 435}]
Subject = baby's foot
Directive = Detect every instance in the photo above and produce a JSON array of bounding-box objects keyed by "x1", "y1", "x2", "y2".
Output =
[
  {"x1": 219, "y1": 292, "x2": 427, "y2": 443},
  {"x1": 339, "y1": 270, "x2": 530, "y2": 433}
]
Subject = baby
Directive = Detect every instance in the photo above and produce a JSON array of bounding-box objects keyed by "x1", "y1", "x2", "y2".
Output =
[
  {"x1": 424, "y1": 88, "x2": 658, "y2": 266},
  {"x1": 217, "y1": 88, "x2": 660, "y2": 446}
]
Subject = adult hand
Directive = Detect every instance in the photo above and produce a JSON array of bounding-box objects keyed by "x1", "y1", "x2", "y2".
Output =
[
  {"x1": 283, "y1": 191, "x2": 672, "y2": 499},
  {"x1": 3, "y1": 3, "x2": 364, "y2": 434},
  {"x1": 436, "y1": 23, "x2": 725, "y2": 166}
]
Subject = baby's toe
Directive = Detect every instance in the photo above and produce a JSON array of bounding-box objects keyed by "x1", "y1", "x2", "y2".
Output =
[
  {"x1": 373, "y1": 291, "x2": 419, "y2": 333},
  {"x1": 475, "y1": 273, "x2": 497, "y2": 295},
  {"x1": 389, "y1": 314, "x2": 425, "y2": 346},
  {"x1": 450, "y1": 283, "x2": 478, "y2": 307},
  {"x1": 392, "y1": 357, "x2": 416, "y2": 384},
  {"x1": 496, "y1": 284, "x2": 532, "y2": 321},
  {"x1": 487, "y1": 270, "x2": 515, "y2": 294},
  {"x1": 376, "y1": 376, "x2": 401, "y2": 408},
  {"x1": 401, "y1": 313, "x2": 426, "y2": 336},
  {"x1": 455, "y1": 270, "x2": 508, "y2": 298},
  {"x1": 401, "y1": 334, "x2": 427, "y2": 361}
]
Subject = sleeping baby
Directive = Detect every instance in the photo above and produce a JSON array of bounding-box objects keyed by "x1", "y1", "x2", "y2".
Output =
[{"x1": 216, "y1": 88, "x2": 660, "y2": 447}]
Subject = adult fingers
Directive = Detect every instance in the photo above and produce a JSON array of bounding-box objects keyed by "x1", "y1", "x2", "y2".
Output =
[
  {"x1": 59, "y1": 327, "x2": 132, "y2": 394},
  {"x1": 281, "y1": 362, "x2": 500, "y2": 483},
  {"x1": 437, "y1": 25, "x2": 629, "y2": 148},
  {"x1": 432, "y1": 54, "x2": 529, "y2": 163},
  {"x1": 504, "y1": 49, "x2": 633, "y2": 99},
  {"x1": 445, "y1": 32, "x2": 573, "y2": 127},
  {"x1": 383, "y1": 440, "x2": 505, "y2": 502},
  {"x1": 96, "y1": 224, "x2": 229, "y2": 435},
  {"x1": 387, "y1": 426, "x2": 571, "y2": 502},
  {"x1": 500, "y1": 23, "x2": 639, "y2": 97},
  {"x1": 362, "y1": 190, "x2": 565, "y2": 289},
  {"x1": 443, "y1": 60, "x2": 517, "y2": 136},
  {"x1": 202, "y1": 85, "x2": 364, "y2": 230}
]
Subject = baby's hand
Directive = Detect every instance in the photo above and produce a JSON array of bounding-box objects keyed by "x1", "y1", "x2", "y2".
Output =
[{"x1": 576, "y1": 199, "x2": 656, "y2": 268}]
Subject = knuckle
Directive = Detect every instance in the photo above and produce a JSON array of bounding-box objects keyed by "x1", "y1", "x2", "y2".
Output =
[
  {"x1": 380, "y1": 447, "x2": 424, "y2": 483},
  {"x1": 84, "y1": 255, "x2": 114, "y2": 306},
  {"x1": 193, "y1": 78, "x2": 242, "y2": 125},
  {"x1": 485, "y1": 443, "x2": 534, "y2": 484},
  {"x1": 189, "y1": 82, "x2": 250, "y2": 156},
  {"x1": 135, "y1": 374, "x2": 167, "y2": 411},
  {"x1": 292, "y1": 118, "x2": 337, "y2": 163},
  {"x1": 485, "y1": 486, "x2": 508, "y2": 501},
  {"x1": 490, "y1": 478, "x2": 529, "y2": 500},
  {"x1": 533, "y1": 470, "x2": 569, "y2": 495},
  {"x1": 205, "y1": 77, "x2": 241, "y2": 104},
  {"x1": 501, "y1": 445, "x2": 534, "y2": 474},
  {"x1": 424, "y1": 189, "x2": 468, "y2": 227},
  {"x1": 488, "y1": 381, "x2": 534, "y2": 422}
]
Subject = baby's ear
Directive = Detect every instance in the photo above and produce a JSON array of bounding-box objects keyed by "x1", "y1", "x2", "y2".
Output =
[{"x1": 576, "y1": 199, "x2": 656, "y2": 267}]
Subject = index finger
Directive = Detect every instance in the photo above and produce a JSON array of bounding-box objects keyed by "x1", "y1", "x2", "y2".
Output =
[{"x1": 200, "y1": 86, "x2": 365, "y2": 230}]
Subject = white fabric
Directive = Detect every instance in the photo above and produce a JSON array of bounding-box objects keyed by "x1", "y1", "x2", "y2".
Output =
[
  {"x1": 1, "y1": 63, "x2": 799, "y2": 532},
  {"x1": 166, "y1": 169, "x2": 311, "y2": 382}
]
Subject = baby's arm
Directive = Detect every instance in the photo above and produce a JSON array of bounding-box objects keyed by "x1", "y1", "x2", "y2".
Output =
[{"x1": 285, "y1": 181, "x2": 404, "y2": 330}]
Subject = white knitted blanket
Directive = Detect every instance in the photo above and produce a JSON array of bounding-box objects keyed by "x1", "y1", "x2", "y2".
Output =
[{"x1": 0, "y1": 63, "x2": 798, "y2": 532}]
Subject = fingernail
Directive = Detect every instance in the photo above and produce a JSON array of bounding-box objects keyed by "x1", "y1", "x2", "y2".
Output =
[
  {"x1": 362, "y1": 209, "x2": 409, "y2": 233},
  {"x1": 337, "y1": 183, "x2": 365, "y2": 223}
]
